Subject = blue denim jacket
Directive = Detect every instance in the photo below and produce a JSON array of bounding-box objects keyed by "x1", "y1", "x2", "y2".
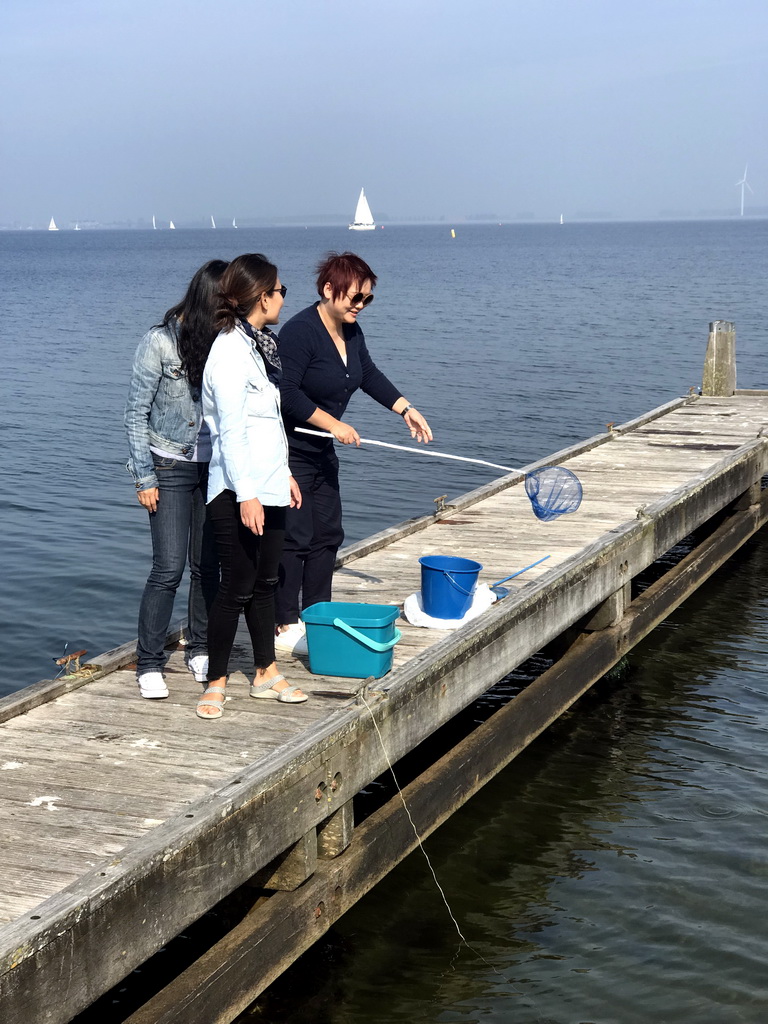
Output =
[{"x1": 125, "y1": 325, "x2": 203, "y2": 491}]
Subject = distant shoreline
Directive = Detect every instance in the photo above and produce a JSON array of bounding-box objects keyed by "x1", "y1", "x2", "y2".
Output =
[{"x1": 3, "y1": 214, "x2": 768, "y2": 232}]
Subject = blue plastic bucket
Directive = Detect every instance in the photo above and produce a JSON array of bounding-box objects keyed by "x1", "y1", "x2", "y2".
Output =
[
  {"x1": 302, "y1": 602, "x2": 401, "y2": 679},
  {"x1": 419, "y1": 555, "x2": 483, "y2": 619}
]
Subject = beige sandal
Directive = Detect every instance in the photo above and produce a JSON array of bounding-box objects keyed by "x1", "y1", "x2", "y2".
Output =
[
  {"x1": 196, "y1": 685, "x2": 226, "y2": 719},
  {"x1": 250, "y1": 674, "x2": 307, "y2": 704}
]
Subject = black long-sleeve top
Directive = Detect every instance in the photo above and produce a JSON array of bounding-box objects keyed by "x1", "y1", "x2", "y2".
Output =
[{"x1": 278, "y1": 303, "x2": 401, "y2": 452}]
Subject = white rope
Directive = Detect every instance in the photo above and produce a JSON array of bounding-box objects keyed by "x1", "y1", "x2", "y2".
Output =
[
  {"x1": 295, "y1": 427, "x2": 520, "y2": 474},
  {"x1": 360, "y1": 692, "x2": 551, "y2": 1015},
  {"x1": 360, "y1": 692, "x2": 501, "y2": 967}
]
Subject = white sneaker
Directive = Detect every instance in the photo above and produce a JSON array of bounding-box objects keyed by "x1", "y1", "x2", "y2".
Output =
[
  {"x1": 274, "y1": 621, "x2": 308, "y2": 656},
  {"x1": 186, "y1": 654, "x2": 209, "y2": 682},
  {"x1": 137, "y1": 671, "x2": 169, "y2": 699}
]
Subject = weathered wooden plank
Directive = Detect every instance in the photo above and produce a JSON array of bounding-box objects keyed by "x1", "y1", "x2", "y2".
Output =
[
  {"x1": 0, "y1": 764, "x2": 216, "y2": 805},
  {"x1": 0, "y1": 733, "x2": 256, "y2": 778},
  {"x1": 0, "y1": 819, "x2": 147, "y2": 858},
  {"x1": 0, "y1": 781, "x2": 198, "y2": 823},
  {"x1": 1, "y1": 688, "x2": 314, "y2": 735}
]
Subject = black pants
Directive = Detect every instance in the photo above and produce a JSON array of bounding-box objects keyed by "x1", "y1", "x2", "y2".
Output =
[
  {"x1": 206, "y1": 490, "x2": 286, "y2": 679},
  {"x1": 275, "y1": 446, "x2": 344, "y2": 624}
]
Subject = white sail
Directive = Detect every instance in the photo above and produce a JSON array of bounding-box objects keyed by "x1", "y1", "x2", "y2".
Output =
[
  {"x1": 349, "y1": 187, "x2": 375, "y2": 231},
  {"x1": 48, "y1": 217, "x2": 58, "y2": 231},
  {"x1": 74, "y1": 222, "x2": 80, "y2": 231},
  {"x1": 211, "y1": 215, "x2": 216, "y2": 229},
  {"x1": 560, "y1": 213, "x2": 564, "y2": 225},
  {"x1": 152, "y1": 215, "x2": 157, "y2": 230},
  {"x1": 232, "y1": 218, "x2": 237, "y2": 228},
  {"x1": 169, "y1": 220, "x2": 175, "y2": 229}
]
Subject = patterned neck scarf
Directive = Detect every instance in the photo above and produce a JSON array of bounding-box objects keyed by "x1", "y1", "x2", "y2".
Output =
[{"x1": 239, "y1": 319, "x2": 282, "y2": 385}]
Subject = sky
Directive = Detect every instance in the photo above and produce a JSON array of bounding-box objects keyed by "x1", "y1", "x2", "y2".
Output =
[{"x1": 1, "y1": 0, "x2": 767, "y2": 225}]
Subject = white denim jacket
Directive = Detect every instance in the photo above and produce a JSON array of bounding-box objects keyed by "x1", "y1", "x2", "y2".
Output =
[{"x1": 203, "y1": 324, "x2": 290, "y2": 506}]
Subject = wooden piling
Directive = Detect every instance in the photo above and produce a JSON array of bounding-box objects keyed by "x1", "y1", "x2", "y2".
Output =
[{"x1": 702, "y1": 320, "x2": 736, "y2": 396}]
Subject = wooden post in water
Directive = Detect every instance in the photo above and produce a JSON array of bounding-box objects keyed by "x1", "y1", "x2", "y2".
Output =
[{"x1": 702, "y1": 320, "x2": 736, "y2": 396}]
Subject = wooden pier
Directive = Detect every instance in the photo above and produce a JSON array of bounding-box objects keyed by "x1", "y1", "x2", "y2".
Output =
[{"x1": 1, "y1": 324, "x2": 767, "y2": 1023}]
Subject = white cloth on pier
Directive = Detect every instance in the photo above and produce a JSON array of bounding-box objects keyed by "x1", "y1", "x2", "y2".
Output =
[{"x1": 403, "y1": 583, "x2": 497, "y2": 629}]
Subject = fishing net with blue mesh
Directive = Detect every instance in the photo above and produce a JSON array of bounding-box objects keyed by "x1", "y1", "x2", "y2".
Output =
[{"x1": 524, "y1": 466, "x2": 583, "y2": 521}]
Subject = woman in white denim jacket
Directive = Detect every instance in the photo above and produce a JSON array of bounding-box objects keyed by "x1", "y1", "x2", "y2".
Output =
[
  {"x1": 125, "y1": 260, "x2": 227, "y2": 698},
  {"x1": 198, "y1": 253, "x2": 305, "y2": 719}
]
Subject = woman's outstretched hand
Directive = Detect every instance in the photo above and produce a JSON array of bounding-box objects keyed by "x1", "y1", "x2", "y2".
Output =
[
  {"x1": 240, "y1": 496, "x2": 265, "y2": 535},
  {"x1": 331, "y1": 420, "x2": 361, "y2": 446},
  {"x1": 137, "y1": 487, "x2": 159, "y2": 513},
  {"x1": 289, "y1": 476, "x2": 302, "y2": 509},
  {"x1": 403, "y1": 408, "x2": 433, "y2": 443}
]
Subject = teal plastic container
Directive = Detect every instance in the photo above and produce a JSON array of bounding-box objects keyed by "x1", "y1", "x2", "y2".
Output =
[
  {"x1": 302, "y1": 602, "x2": 402, "y2": 679},
  {"x1": 419, "y1": 555, "x2": 483, "y2": 619}
]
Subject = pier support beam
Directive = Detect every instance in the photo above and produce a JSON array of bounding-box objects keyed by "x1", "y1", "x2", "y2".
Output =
[
  {"x1": 732, "y1": 481, "x2": 762, "y2": 512},
  {"x1": 253, "y1": 831, "x2": 317, "y2": 892},
  {"x1": 583, "y1": 582, "x2": 632, "y2": 631},
  {"x1": 702, "y1": 321, "x2": 736, "y2": 396},
  {"x1": 317, "y1": 801, "x2": 355, "y2": 859}
]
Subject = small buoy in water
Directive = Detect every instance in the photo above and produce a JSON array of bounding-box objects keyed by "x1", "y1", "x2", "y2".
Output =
[{"x1": 450, "y1": 228, "x2": 456, "y2": 238}]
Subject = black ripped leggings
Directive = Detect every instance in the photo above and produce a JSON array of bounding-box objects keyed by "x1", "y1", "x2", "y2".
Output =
[{"x1": 206, "y1": 490, "x2": 286, "y2": 680}]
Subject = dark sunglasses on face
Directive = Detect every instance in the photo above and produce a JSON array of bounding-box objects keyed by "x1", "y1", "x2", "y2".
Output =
[
  {"x1": 268, "y1": 285, "x2": 287, "y2": 298},
  {"x1": 347, "y1": 290, "x2": 374, "y2": 307}
]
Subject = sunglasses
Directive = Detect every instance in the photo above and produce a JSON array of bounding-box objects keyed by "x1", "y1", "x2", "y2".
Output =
[
  {"x1": 268, "y1": 285, "x2": 287, "y2": 298},
  {"x1": 346, "y1": 290, "x2": 374, "y2": 308}
]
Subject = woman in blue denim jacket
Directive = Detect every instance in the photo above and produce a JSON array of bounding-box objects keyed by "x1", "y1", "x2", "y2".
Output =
[{"x1": 125, "y1": 260, "x2": 227, "y2": 699}]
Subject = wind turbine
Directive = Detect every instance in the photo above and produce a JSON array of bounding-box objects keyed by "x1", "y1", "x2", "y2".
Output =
[{"x1": 736, "y1": 165, "x2": 753, "y2": 217}]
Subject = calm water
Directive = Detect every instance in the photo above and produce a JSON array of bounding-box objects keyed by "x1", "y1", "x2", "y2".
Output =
[{"x1": 4, "y1": 221, "x2": 768, "y2": 1022}]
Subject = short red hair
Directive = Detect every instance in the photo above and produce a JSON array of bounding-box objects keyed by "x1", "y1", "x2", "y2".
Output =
[{"x1": 315, "y1": 251, "x2": 377, "y2": 300}]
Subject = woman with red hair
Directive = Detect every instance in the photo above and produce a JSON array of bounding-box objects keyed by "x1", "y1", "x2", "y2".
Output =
[{"x1": 275, "y1": 251, "x2": 432, "y2": 653}]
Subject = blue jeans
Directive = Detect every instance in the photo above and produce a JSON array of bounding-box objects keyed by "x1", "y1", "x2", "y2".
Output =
[{"x1": 136, "y1": 456, "x2": 219, "y2": 674}]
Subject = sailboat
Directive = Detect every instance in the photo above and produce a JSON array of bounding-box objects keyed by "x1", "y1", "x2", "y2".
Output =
[
  {"x1": 169, "y1": 220, "x2": 176, "y2": 230},
  {"x1": 349, "y1": 187, "x2": 375, "y2": 231},
  {"x1": 48, "y1": 217, "x2": 58, "y2": 231},
  {"x1": 559, "y1": 213, "x2": 564, "y2": 225},
  {"x1": 211, "y1": 215, "x2": 216, "y2": 229},
  {"x1": 152, "y1": 215, "x2": 157, "y2": 230},
  {"x1": 232, "y1": 218, "x2": 237, "y2": 229},
  {"x1": 74, "y1": 222, "x2": 80, "y2": 231}
]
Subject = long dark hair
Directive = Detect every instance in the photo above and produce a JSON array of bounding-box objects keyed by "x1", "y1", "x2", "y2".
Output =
[
  {"x1": 160, "y1": 259, "x2": 229, "y2": 388},
  {"x1": 215, "y1": 253, "x2": 278, "y2": 333}
]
